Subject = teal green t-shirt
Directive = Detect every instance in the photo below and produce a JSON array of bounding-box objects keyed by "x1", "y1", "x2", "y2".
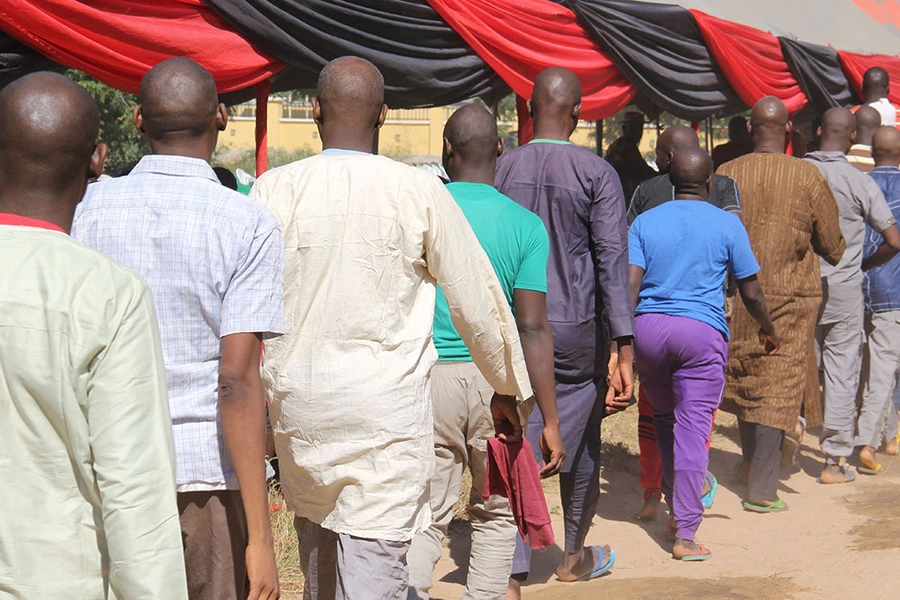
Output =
[{"x1": 433, "y1": 182, "x2": 550, "y2": 361}]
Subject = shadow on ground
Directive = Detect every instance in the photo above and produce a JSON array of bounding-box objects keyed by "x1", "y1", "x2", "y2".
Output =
[{"x1": 522, "y1": 575, "x2": 805, "y2": 600}]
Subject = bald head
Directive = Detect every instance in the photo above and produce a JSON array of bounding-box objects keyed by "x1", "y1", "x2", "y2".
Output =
[
  {"x1": 316, "y1": 56, "x2": 385, "y2": 129},
  {"x1": 656, "y1": 125, "x2": 699, "y2": 172},
  {"x1": 863, "y1": 67, "x2": 890, "y2": 101},
  {"x1": 873, "y1": 126, "x2": 900, "y2": 168},
  {"x1": 670, "y1": 147, "x2": 713, "y2": 200},
  {"x1": 0, "y1": 72, "x2": 101, "y2": 199},
  {"x1": 749, "y1": 96, "x2": 790, "y2": 152},
  {"x1": 529, "y1": 68, "x2": 582, "y2": 138},
  {"x1": 139, "y1": 58, "x2": 220, "y2": 141},
  {"x1": 444, "y1": 105, "x2": 497, "y2": 163},
  {"x1": 855, "y1": 105, "x2": 882, "y2": 146},
  {"x1": 818, "y1": 107, "x2": 856, "y2": 152}
]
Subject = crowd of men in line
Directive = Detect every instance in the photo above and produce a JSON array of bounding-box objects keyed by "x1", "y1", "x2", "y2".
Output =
[{"x1": 1, "y1": 55, "x2": 900, "y2": 600}]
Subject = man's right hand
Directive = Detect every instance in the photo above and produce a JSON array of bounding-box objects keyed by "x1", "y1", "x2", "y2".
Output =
[
  {"x1": 246, "y1": 539, "x2": 280, "y2": 600},
  {"x1": 758, "y1": 328, "x2": 780, "y2": 355},
  {"x1": 491, "y1": 393, "x2": 523, "y2": 444},
  {"x1": 539, "y1": 425, "x2": 566, "y2": 478}
]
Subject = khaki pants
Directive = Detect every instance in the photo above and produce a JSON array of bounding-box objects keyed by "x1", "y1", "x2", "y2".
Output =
[
  {"x1": 407, "y1": 362, "x2": 517, "y2": 600},
  {"x1": 178, "y1": 490, "x2": 248, "y2": 600}
]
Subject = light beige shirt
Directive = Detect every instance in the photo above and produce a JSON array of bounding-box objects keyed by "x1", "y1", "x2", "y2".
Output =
[
  {"x1": 253, "y1": 152, "x2": 532, "y2": 541},
  {"x1": 0, "y1": 224, "x2": 187, "y2": 599}
]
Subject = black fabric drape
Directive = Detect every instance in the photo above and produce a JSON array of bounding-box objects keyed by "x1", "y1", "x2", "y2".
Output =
[
  {"x1": 779, "y1": 38, "x2": 859, "y2": 113},
  {"x1": 564, "y1": 0, "x2": 743, "y2": 120},
  {"x1": 204, "y1": 0, "x2": 506, "y2": 108},
  {"x1": 0, "y1": 33, "x2": 60, "y2": 89}
]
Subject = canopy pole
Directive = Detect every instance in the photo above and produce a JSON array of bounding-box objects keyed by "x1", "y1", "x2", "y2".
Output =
[
  {"x1": 706, "y1": 116, "x2": 712, "y2": 153},
  {"x1": 595, "y1": 120, "x2": 603, "y2": 156},
  {"x1": 255, "y1": 79, "x2": 270, "y2": 176}
]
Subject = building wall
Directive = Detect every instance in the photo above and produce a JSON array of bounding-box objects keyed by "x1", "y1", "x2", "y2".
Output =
[{"x1": 219, "y1": 99, "x2": 725, "y2": 167}]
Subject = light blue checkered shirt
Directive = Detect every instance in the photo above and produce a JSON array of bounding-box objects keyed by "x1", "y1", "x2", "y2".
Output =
[{"x1": 73, "y1": 155, "x2": 285, "y2": 487}]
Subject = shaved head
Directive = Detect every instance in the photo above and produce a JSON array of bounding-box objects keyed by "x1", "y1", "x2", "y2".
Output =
[
  {"x1": 819, "y1": 107, "x2": 856, "y2": 151},
  {"x1": 0, "y1": 71, "x2": 100, "y2": 195},
  {"x1": 656, "y1": 125, "x2": 699, "y2": 173},
  {"x1": 749, "y1": 96, "x2": 790, "y2": 153},
  {"x1": 139, "y1": 57, "x2": 219, "y2": 140},
  {"x1": 751, "y1": 96, "x2": 789, "y2": 129},
  {"x1": 444, "y1": 104, "x2": 497, "y2": 164},
  {"x1": 532, "y1": 67, "x2": 582, "y2": 114},
  {"x1": 854, "y1": 105, "x2": 882, "y2": 146},
  {"x1": 670, "y1": 147, "x2": 713, "y2": 200},
  {"x1": 863, "y1": 67, "x2": 890, "y2": 93},
  {"x1": 316, "y1": 56, "x2": 385, "y2": 129},
  {"x1": 873, "y1": 126, "x2": 900, "y2": 167}
]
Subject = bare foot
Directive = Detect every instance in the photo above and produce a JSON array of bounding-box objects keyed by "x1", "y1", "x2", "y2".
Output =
[
  {"x1": 818, "y1": 463, "x2": 856, "y2": 484},
  {"x1": 882, "y1": 437, "x2": 898, "y2": 456},
  {"x1": 555, "y1": 545, "x2": 611, "y2": 582},
  {"x1": 672, "y1": 538, "x2": 711, "y2": 560},
  {"x1": 860, "y1": 445, "x2": 879, "y2": 468},
  {"x1": 636, "y1": 496, "x2": 661, "y2": 521},
  {"x1": 505, "y1": 577, "x2": 521, "y2": 600}
]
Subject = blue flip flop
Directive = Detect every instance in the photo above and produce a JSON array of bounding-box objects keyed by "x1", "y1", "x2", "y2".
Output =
[
  {"x1": 575, "y1": 546, "x2": 616, "y2": 581},
  {"x1": 701, "y1": 472, "x2": 718, "y2": 510}
]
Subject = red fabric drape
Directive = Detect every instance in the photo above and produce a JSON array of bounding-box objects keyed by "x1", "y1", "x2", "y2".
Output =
[
  {"x1": 255, "y1": 80, "x2": 270, "y2": 176},
  {"x1": 426, "y1": 0, "x2": 636, "y2": 123},
  {"x1": 838, "y1": 51, "x2": 900, "y2": 106},
  {"x1": 0, "y1": 0, "x2": 283, "y2": 94},
  {"x1": 690, "y1": 10, "x2": 808, "y2": 114}
]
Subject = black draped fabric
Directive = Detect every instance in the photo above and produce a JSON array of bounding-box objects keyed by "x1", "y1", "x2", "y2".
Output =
[
  {"x1": 204, "y1": 0, "x2": 505, "y2": 108},
  {"x1": 565, "y1": 0, "x2": 743, "y2": 121},
  {"x1": 779, "y1": 38, "x2": 859, "y2": 113},
  {"x1": 0, "y1": 33, "x2": 60, "y2": 89}
]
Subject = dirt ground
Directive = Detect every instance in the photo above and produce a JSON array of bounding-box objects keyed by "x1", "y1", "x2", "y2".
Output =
[{"x1": 427, "y1": 410, "x2": 900, "y2": 600}]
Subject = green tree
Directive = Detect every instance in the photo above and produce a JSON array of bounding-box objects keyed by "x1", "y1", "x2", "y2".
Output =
[{"x1": 66, "y1": 70, "x2": 149, "y2": 176}]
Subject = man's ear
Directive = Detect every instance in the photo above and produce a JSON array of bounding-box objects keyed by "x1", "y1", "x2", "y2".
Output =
[
  {"x1": 215, "y1": 102, "x2": 227, "y2": 131},
  {"x1": 312, "y1": 97, "x2": 322, "y2": 125},
  {"x1": 443, "y1": 137, "x2": 453, "y2": 158},
  {"x1": 527, "y1": 98, "x2": 533, "y2": 118},
  {"x1": 497, "y1": 136, "x2": 504, "y2": 157},
  {"x1": 133, "y1": 105, "x2": 144, "y2": 133},
  {"x1": 815, "y1": 125, "x2": 823, "y2": 139},
  {"x1": 572, "y1": 102, "x2": 583, "y2": 124},
  {"x1": 376, "y1": 104, "x2": 388, "y2": 130},
  {"x1": 88, "y1": 143, "x2": 109, "y2": 179}
]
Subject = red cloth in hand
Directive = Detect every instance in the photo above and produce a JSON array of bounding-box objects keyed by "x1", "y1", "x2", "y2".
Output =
[{"x1": 483, "y1": 436, "x2": 554, "y2": 550}]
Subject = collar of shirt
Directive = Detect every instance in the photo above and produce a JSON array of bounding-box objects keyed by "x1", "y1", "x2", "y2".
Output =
[
  {"x1": 528, "y1": 138, "x2": 572, "y2": 145},
  {"x1": 130, "y1": 154, "x2": 219, "y2": 183},
  {"x1": 849, "y1": 144, "x2": 872, "y2": 152},
  {"x1": 321, "y1": 148, "x2": 371, "y2": 156},
  {"x1": 0, "y1": 212, "x2": 66, "y2": 233},
  {"x1": 873, "y1": 166, "x2": 900, "y2": 173}
]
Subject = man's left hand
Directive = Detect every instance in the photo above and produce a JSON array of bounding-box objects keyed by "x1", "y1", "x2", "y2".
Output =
[{"x1": 491, "y1": 393, "x2": 523, "y2": 444}]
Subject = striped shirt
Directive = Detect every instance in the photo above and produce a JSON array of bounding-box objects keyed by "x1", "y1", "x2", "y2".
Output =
[
  {"x1": 846, "y1": 144, "x2": 874, "y2": 174},
  {"x1": 72, "y1": 155, "x2": 285, "y2": 488}
]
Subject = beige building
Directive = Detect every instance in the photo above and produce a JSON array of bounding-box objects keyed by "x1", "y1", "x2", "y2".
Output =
[{"x1": 220, "y1": 98, "x2": 666, "y2": 166}]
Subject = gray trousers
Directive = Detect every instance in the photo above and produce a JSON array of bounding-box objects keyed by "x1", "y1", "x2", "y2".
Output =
[
  {"x1": 816, "y1": 314, "x2": 864, "y2": 462},
  {"x1": 295, "y1": 517, "x2": 410, "y2": 600},
  {"x1": 407, "y1": 362, "x2": 517, "y2": 600},
  {"x1": 857, "y1": 311, "x2": 900, "y2": 449}
]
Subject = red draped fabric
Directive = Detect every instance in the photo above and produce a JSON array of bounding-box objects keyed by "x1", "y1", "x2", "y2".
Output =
[
  {"x1": 838, "y1": 50, "x2": 900, "y2": 106},
  {"x1": 0, "y1": 0, "x2": 283, "y2": 94},
  {"x1": 426, "y1": 0, "x2": 636, "y2": 122},
  {"x1": 690, "y1": 10, "x2": 808, "y2": 114}
]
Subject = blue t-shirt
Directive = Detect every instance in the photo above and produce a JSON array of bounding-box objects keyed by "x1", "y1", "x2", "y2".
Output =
[
  {"x1": 433, "y1": 182, "x2": 550, "y2": 361},
  {"x1": 628, "y1": 200, "x2": 759, "y2": 338}
]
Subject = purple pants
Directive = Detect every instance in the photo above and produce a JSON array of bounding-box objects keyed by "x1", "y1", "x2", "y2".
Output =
[{"x1": 634, "y1": 313, "x2": 726, "y2": 541}]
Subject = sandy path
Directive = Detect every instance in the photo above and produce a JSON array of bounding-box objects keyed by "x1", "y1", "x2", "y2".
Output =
[{"x1": 429, "y1": 412, "x2": 900, "y2": 599}]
